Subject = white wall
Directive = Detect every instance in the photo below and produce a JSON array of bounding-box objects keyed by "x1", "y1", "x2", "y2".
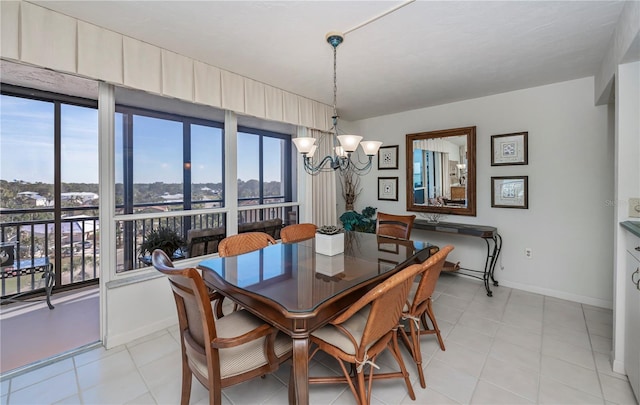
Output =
[
  {"x1": 347, "y1": 77, "x2": 614, "y2": 307},
  {"x1": 612, "y1": 60, "x2": 640, "y2": 373}
]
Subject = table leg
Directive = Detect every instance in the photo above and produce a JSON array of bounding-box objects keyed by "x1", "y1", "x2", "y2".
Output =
[
  {"x1": 289, "y1": 337, "x2": 309, "y2": 405},
  {"x1": 482, "y1": 235, "x2": 502, "y2": 297},
  {"x1": 489, "y1": 234, "x2": 502, "y2": 287}
]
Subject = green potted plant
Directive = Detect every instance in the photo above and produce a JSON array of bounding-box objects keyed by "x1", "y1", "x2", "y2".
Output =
[
  {"x1": 138, "y1": 227, "x2": 185, "y2": 265},
  {"x1": 339, "y1": 206, "x2": 377, "y2": 233}
]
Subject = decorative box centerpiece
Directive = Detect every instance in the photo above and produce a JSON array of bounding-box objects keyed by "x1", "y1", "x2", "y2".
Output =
[{"x1": 315, "y1": 225, "x2": 344, "y2": 256}]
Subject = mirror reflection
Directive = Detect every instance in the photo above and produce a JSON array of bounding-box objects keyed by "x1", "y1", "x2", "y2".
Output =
[{"x1": 406, "y1": 127, "x2": 476, "y2": 217}]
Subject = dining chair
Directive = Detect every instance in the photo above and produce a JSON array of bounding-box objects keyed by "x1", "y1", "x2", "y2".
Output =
[
  {"x1": 280, "y1": 223, "x2": 317, "y2": 243},
  {"x1": 217, "y1": 232, "x2": 276, "y2": 257},
  {"x1": 375, "y1": 212, "x2": 416, "y2": 239},
  {"x1": 151, "y1": 250, "x2": 292, "y2": 405},
  {"x1": 308, "y1": 262, "x2": 427, "y2": 404},
  {"x1": 186, "y1": 227, "x2": 225, "y2": 257},
  {"x1": 399, "y1": 245, "x2": 454, "y2": 388}
]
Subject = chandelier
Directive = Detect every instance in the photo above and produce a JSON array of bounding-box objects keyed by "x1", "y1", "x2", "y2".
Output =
[{"x1": 292, "y1": 32, "x2": 382, "y2": 175}]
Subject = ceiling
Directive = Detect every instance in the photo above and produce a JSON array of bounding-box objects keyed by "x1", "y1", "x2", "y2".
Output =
[{"x1": 23, "y1": 1, "x2": 630, "y2": 121}]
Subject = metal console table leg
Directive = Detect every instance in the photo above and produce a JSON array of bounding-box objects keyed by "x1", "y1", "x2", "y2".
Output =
[{"x1": 413, "y1": 220, "x2": 503, "y2": 297}]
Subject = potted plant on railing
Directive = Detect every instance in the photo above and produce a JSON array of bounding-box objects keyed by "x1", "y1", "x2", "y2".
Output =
[{"x1": 138, "y1": 227, "x2": 185, "y2": 266}]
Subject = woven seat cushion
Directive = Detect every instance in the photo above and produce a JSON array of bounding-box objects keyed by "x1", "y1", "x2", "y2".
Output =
[
  {"x1": 311, "y1": 307, "x2": 372, "y2": 355},
  {"x1": 189, "y1": 309, "x2": 291, "y2": 379}
]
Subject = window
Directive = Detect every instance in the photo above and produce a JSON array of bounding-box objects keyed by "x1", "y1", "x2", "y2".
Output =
[
  {"x1": 0, "y1": 86, "x2": 99, "y2": 295},
  {"x1": 114, "y1": 106, "x2": 224, "y2": 271},
  {"x1": 237, "y1": 127, "x2": 292, "y2": 207},
  {"x1": 236, "y1": 127, "x2": 294, "y2": 225}
]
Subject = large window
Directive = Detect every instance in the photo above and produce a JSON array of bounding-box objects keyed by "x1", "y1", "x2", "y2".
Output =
[
  {"x1": 0, "y1": 86, "x2": 99, "y2": 296},
  {"x1": 115, "y1": 106, "x2": 224, "y2": 271},
  {"x1": 237, "y1": 127, "x2": 292, "y2": 207}
]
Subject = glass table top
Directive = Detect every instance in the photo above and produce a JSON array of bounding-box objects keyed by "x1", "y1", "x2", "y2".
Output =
[{"x1": 199, "y1": 231, "x2": 436, "y2": 313}]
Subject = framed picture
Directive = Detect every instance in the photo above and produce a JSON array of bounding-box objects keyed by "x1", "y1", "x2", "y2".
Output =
[
  {"x1": 491, "y1": 132, "x2": 528, "y2": 166},
  {"x1": 378, "y1": 145, "x2": 399, "y2": 170},
  {"x1": 378, "y1": 177, "x2": 398, "y2": 201},
  {"x1": 491, "y1": 176, "x2": 528, "y2": 209}
]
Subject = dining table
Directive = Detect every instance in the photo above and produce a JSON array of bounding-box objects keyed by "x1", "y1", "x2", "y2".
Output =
[{"x1": 198, "y1": 231, "x2": 438, "y2": 405}]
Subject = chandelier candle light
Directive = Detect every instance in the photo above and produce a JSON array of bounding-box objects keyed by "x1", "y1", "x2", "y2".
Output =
[{"x1": 293, "y1": 32, "x2": 382, "y2": 175}]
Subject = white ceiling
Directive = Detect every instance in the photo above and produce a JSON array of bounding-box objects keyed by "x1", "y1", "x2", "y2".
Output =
[{"x1": 25, "y1": 1, "x2": 629, "y2": 121}]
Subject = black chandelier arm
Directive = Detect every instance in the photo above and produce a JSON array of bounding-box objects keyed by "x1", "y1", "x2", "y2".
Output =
[
  {"x1": 343, "y1": 155, "x2": 373, "y2": 174},
  {"x1": 303, "y1": 155, "x2": 339, "y2": 174},
  {"x1": 301, "y1": 154, "x2": 373, "y2": 175}
]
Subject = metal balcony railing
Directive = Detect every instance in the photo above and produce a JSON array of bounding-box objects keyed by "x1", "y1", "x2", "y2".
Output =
[{"x1": 1, "y1": 201, "x2": 300, "y2": 298}]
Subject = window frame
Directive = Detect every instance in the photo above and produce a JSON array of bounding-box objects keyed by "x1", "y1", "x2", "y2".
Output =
[{"x1": 237, "y1": 125, "x2": 293, "y2": 208}]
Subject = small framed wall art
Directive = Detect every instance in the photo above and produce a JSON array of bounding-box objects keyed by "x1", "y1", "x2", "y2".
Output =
[
  {"x1": 491, "y1": 132, "x2": 528, "y2": 166},
  {"x1": 378, "y1": 145, "x2": 399, "y2": 170},
  {"x1": 378, "y1": 177, "x2": 399, "y2": 201},
  {"x1": 491, "y1": 176, "x2": 528, "y2": 209}
]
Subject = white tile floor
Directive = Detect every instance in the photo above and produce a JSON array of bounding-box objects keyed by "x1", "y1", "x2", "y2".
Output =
[{"x1": 1, "y1": 275, "x2": 638, "y2": 405}]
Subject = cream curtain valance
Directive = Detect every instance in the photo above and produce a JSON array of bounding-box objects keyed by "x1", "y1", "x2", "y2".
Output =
[{"x1": 1, "y1": 1, "x2": 333, "y2": 132}]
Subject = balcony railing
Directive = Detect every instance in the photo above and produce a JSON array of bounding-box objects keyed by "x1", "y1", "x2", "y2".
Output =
[
  {"x1": 1, "y1": 201, "x2": 300, "y2": 298},
  {"x1": 1, "y1": 207, "x2": 100, "y2": 298}
]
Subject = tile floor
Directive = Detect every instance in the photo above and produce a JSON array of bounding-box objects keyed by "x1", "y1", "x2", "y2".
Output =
[{"x1": 1, "y1": 275, "x2": 637, "y2": 405}]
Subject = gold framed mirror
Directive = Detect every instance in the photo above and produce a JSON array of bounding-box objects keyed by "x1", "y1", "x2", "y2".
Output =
[{"x1": 406, "y1": 126, "x2": 476, "y2": 216}]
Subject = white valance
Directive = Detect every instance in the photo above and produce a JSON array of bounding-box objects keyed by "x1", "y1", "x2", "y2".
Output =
[
  {"x1": 1, "y1": 1, "x2": 333, "y2": 132},
  {"x1": 123, "y1": 37, "x2": 162, "y2": 94},
  {"x1": 78, "y1": 21, "x2": 124, "y2": 84},
  {"x1": 1, "y1": 2, "x2": 19, "y2": 60},
  {"x1": 162, "y1": 50, "x2": 194, "y2": 101},
  {"x1": 20, "y1": 2, "x2": 76, "y2": 74}
]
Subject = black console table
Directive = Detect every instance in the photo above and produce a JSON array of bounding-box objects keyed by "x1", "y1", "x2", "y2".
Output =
[{"x1": 413, "y1": 220, "x2": 502, "y2": 296}]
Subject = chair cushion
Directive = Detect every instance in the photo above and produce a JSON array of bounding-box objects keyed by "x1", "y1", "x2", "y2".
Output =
[
  {"x1": 311, "y1": 307, "x2": 371, "y2": 355},
  {"x1": 189, "y1": 309, "x2": 291, "y2": 379}
]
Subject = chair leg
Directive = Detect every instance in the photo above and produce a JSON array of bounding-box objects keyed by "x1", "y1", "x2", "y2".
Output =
[
  {"x1": 356, "y1": 368, "x2": 368, "y2": 405},
  {"x1": 389, "y1": 332, "x2": 416, "y2": 400},
  {"x1": 399, "y1": 319, "x2": 427, "y2": 388},
  {"x1": 180, "y1": 362, "x2": 192, "y2": 405},
  {"x1": 410, "y1": 318, "x2": 427, "y2": 389},
  {"x1": 424, "y1": 298, "x2": 445, "y2": 351}
]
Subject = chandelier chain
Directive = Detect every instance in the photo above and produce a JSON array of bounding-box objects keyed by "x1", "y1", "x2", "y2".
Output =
[
  {"x1": 333, "y1": 45, "x2": 338, "y2": 124},
  {"x1": 292, "y1": 32, "x2": 381, "y2": 175}
]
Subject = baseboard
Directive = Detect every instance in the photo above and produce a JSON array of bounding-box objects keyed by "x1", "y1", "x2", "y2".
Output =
[
  {"x1": 613, "y1": 358, "x2": 626, "y2": 375},
  {"x1": 104, "y1": 317, "x2": 177, "y2": 349},
  {"x1": 498, "y1": 280, "x2": 613, "y2": 309},
  {"x1": 0, "y1": 341, "x2": 102, "y2": 381}
]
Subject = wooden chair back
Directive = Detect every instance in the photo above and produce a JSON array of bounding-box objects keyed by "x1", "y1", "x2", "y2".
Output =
[
  {"x1": 410, "y1": 245, "x2": 455, "y2": 313},
  {"x1": 152, "y1": 250, "x2": 221, "y2": 383},
  {"x1": 217, "y1": 232, "x2": 276, "y2": 257},
  {"x1": 151, "y1": 249, "x2": 290, "y2": 405},
  {"x1": 399, "y1": 245, "x2": 454, "y2": 389},
  {"x1": 311, "y1": 262, "x2": 425, "y2": 403},
  {"x1": 376, "y1": 212, "x2": 416, "y2": 239},
  {"x1": 281, "y1": 223, "x2": 317, "y2": 243},
  {"x1": 333, "y1": 262, "x2": 422, "y2": 352}
]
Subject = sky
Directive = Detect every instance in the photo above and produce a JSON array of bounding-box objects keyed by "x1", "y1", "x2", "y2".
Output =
[{"x1": 1, "y1": 94, "x2": 284, "y2": 185}]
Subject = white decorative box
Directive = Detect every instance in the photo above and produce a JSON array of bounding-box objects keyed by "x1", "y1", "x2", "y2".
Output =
[
  {"x1": 315, "y1": 253, "x2": 345, "y2": 276},
  {"x1": 315, "y1": 232, "x2": 344, "y2": 256}
]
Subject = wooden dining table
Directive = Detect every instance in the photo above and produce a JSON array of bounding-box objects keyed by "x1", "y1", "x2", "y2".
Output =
[{"x1": 198, "y1": 231, "x2": 438, "y2": 405}]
